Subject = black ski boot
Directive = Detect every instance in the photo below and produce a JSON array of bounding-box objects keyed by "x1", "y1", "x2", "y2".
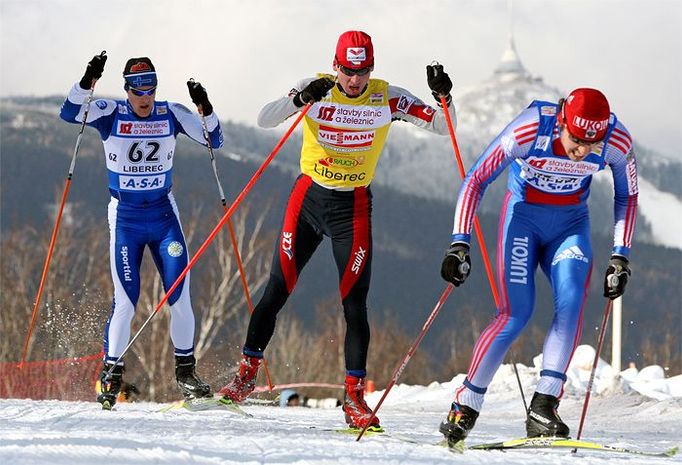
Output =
[
  {"x1": 97, "y1": 362, "x2": 124, "y2": 410},
  {"x1": 439, "y1": 402, "x2": 479, "y2": 448},
  {"x1": 175, "y1": 355, "x2": 211, "y2": 399},
  {"x1": 526, "y1": 392, "x2": 570, "y2": 438}
]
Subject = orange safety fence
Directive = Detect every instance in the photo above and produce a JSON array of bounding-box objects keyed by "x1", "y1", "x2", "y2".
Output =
[
  {"x1": 253, "y1": 382, "x2": 344, "y2": 393},
  {"x1": 253, "y1": 381, "x2": 375, "y2": 394},
  {"x1": 0, "y1": 351, "x2": 103, "y2": 401}
]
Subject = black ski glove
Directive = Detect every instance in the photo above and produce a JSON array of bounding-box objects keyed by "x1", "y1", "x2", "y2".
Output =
[
  {"x1": 441, "y1": 243, "x2": 471, "y2": 287},
  {"x1": 187, "y1": 80, "x2": 213, "y2": 116},
  {"x1": 293, "y1": 77, "x2": 335, "y2": 107},
  {"x1": 426, "y1": 63, "x2": 452, "y2": 105},
  {"x1": 79, "y1": 51, "x2": 107, "y2": 90},
  {"x1": 603, "y1": 255, "x2": 631, "y2": 299}
]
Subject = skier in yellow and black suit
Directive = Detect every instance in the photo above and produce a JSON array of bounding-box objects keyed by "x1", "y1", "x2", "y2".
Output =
[{"x1": 221, "y1": 30, "x2": 457, "y2": 429}]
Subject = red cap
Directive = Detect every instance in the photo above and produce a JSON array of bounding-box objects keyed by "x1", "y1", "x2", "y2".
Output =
[
  {"x1": 334, "y1": 30, "x2": 374, "y2": 69},
  {"x1": 560, "y1": 88, "x2": 611, "y2": 141}
]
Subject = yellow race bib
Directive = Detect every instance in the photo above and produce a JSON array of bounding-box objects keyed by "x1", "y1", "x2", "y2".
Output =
[{"x1": 300, "y1": 74, "x2": 391, "y2": 188}]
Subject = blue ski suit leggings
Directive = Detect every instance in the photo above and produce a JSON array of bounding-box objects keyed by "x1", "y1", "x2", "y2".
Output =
[
  {"x1": 103, "y1": 193, "x2": 196, "y2": 364},
  {"x1": 457, "y1": 193, "x2": 593, "y2": 411}
]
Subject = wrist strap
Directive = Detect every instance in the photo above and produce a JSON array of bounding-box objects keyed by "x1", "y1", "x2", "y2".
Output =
[
  {"x1": 433, "y1": 92, "x2": 452, "y2": 107},
  {"x1": 292, "y1": 92, "x2": 305, "y2": 108}
]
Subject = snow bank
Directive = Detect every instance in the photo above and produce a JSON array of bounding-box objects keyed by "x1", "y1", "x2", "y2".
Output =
[
  {"x1": 560, "y1": 345, "x2": 680, "y2": 400},
  {"x1": 368, "y1": 345, "x2": 681, "y2": 409}
]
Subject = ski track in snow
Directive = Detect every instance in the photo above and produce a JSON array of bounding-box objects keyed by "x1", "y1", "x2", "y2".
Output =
[{"x1": 1, "y1": 390, "x2": 680, "y2": 465}]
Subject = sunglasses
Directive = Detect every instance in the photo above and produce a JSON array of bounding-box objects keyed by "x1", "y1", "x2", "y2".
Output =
[
  {"x1": 338, "y1": 64, "x2": 372, "y2": 76},
  {"x1": 564, "y1": 127, "x2": 599, "y2": 147},
  {"x1": 129, "y1": 86, "x2": 157, "y2": 97}
]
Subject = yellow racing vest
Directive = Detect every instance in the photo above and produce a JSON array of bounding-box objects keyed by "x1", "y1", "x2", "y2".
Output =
[{"x1": 300, "y1": 74, "x2": 392, "y2": 188}]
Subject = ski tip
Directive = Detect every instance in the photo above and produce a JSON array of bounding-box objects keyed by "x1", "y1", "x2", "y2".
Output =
[
  {"x1": 217, "y1": 397, "x2": 236, "y2": 407},
  {"x1": 100, "y1": 400, "x2": 113, "y2": 411},
  {"x1": 664, "y1": 446, "x2": 679, "y2": 457},
  {"x1": 449, "y1": 439, "x2": 465, "y2": 454},
  {"x1": 216, "y1": 397, "x2": 254, "y2": 417},
  {"x1": 335, "y1": 426, "x2": 384, "y2": 436},
  {"x1": 157, "y1": 397, "x2": 253, "y2": 414},
  {"x1": 156, "y1": 403, "x2": 179, "y2": 413},
  {"x1": 183, "y1": 397, "x2": 218, "y2": 411},
  {"x1": 437, "y1": 438, "x2": 465, "y2": 453}
]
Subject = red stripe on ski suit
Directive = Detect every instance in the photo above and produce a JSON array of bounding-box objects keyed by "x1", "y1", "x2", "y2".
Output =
[
  {"x1": 279, "y1": 175, "x2": 313, "y2": 293},
  {"x1": 339, "y1": 187, "x2": 371, "y2": 300}
]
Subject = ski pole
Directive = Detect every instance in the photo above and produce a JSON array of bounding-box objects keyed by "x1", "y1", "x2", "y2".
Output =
[
  {"x1": 192, "y1": 87, "x2": 274, "y2": 390},
  {"x1": 439, "y1": 93, "x2": 500, "y2": 308},
  {"x1": 439, "y1": 92, "x2": 532, "y2": 410},
  {"x1": 511, "y1": 354, "x2": 527, "y2": 412},
  {"x1": 105, "y1": 102, "x2": 313, "y2": 378},
  {"x1": 574, "y1": 298, "x2": 613, "y2": 445},
  {"x1": 19, "y1": 51, "x2": 106, "y2": 368},
  {"x1": 357, "y1": 284, "x2": 454, "y2": 441}
]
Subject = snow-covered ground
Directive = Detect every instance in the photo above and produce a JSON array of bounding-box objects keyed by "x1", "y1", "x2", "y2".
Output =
[{"x1": 1, "y1": 346, "x2": 680, "y2": 465}]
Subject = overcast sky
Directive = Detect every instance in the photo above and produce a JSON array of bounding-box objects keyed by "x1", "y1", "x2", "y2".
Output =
[{"x1": 1, "y1": 0, "x2": 680, "y2": 160}]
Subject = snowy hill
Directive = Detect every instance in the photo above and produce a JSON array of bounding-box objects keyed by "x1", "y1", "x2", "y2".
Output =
[{"x1": 2, "y1": 345, "x2": 680, "y2": 465}]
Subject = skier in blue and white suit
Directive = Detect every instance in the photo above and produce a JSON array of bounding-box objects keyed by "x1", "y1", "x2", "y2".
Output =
[
  {"x1": 438, "y1": 88, "x2": 638, "y2": 443},
  {"x1": 60, "y1": 54, "x2": 223, "y2": 408}
]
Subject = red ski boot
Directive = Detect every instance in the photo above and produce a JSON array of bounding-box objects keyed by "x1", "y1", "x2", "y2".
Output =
[
  {"x1": 218, "y1": 354, "x2": 261, "y2": 402},
  {"x1": 343, "y1": 375, "x2": 381, "y2": 431}
]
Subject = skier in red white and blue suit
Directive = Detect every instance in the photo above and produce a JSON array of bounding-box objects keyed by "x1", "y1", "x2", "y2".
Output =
[
  {"x1": 60, "y1": 54, "x2": 223, "y2": 409},
  {"x1": 438, "y1": 88, "x2": 638, "y2": 443}
]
